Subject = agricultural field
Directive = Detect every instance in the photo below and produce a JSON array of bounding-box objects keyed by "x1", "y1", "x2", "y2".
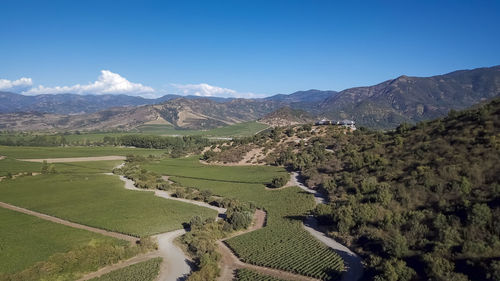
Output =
[
  {"x1": 0, "y1": 207, "x2": 123, "y2": 274},
  {"x1": 143, "y1": 157, "x2": 344, "y2": 279},
  {"x1": 136, "y1": 121, "x2": 269, "y2": 137},
  {"x1": 235, "y1": 269, "x2": 288, "y2": 281},
  {"x1": 0, "y1": 145, "x2": 164, "y2": 158},
  {"x1": 0, "y1": 160, "x2": 217, "y2": 237},
  {"x1": 0, "y1": 157, "x2": 41, "y2": 176},
  {"x1": 88, "y1": 258, "x2": 162, "y2": 281}
]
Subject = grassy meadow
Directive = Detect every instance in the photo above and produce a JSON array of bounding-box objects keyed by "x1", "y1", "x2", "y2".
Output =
[
  {"x1": 0, "y1": 207, "x2": 123, "y2": 274},
  {"x1": 143, "y1": 157, "x2": 344, "y2": 279}
]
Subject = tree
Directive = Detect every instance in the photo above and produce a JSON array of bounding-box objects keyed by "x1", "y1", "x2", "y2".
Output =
[{"x1": 41, "y1": 160, "x2": 49, "y2": 174}]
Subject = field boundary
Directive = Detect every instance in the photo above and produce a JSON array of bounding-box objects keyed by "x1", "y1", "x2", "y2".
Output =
[{"x1": 0, "y1": 201, "x2": 138, "y2": 244}]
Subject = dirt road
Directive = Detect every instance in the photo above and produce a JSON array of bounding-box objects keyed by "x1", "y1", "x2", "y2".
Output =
[
  {"x1": 110, "y1": 173, "x2": 222, "y2": 281},
  {"x1": 0, "y1": 201, "x2": 138, "y2": 244},
  {"x1": 19, "y1": 156, "x2": 126, "y2": 163},
  {"x1": 293, "y1": 172, "x2": 364, "y2": 281}
]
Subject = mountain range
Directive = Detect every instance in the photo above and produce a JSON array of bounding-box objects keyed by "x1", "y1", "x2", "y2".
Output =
[{"x1": 0, "y1": 65, "x2": 499, "y2": 131}]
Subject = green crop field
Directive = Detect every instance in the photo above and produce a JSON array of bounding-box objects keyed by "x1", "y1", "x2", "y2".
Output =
[
  {"x1": 0, "y1": 157, "x2": 42, "y2": 176},
  {"x1": 136, "y1": 121, "x2": 269, "y2": 137},
  {"x1": 0, "y1": 145, "x2": 164, "y2": 159},
  {"x1": 0, "y1": 161, "x2": 217, "y2": 237},
  {"x1": 235, "y1": 269, "x2": 288, "y2": 281},
  {"x1": 143, "y1": 157, "x2": 344, "y2": 279},
  {"x1": 89, "y1": 258, "x2": 162, "y2": 281},
  {"x1": 0, "y1": 207, "x2": 122, "y2": 274}
]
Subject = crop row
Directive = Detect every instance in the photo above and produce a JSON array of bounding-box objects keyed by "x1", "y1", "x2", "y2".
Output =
[{"x1": 227, "y1": 221, "x2": 344, "y2": 280}]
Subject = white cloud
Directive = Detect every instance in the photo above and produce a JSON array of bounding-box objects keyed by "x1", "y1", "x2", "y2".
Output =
[
  {"x1": 171, "y1": 83, "x2": 265, "y2": 98},
  {"x1": 0, "y1": 77, "x2": 33, "y2": 92},
  {"x1": 23, "y1": 70, "x2": 154, "y2": 96}
]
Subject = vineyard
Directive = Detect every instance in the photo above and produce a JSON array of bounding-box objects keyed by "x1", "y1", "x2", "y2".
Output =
[
  {"x1": 235, "y1": 269, "x2": 288, "y2": 281},
  {"x1": 226, "y1": 187, "x2": 344, "y2": 280},
  {"x1": 143, "y1": 158, "x2": 345, "y2": 280},
  {"x1": 88, "y1": 258, "x2": 162, "y2": 281}
]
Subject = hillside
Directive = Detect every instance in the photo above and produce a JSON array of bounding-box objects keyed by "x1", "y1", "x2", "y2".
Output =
[
  {"x1": 259, "y1": 106, "x2": 314, "y2": 127},
  {"x1": 204, "y1": 98, "x2": 500, "y2": 281},
  {"x1": 319, "y1": 65, "x2": 500, "y2": 128}
]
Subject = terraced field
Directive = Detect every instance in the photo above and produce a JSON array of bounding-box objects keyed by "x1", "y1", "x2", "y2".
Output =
[{"x1": 143, "y1": 157, "x2": 344, "y2": 279}]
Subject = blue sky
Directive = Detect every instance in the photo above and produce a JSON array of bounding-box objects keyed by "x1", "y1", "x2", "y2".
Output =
[{"x1": 0, "y1": 0, "x2": 499, "y2": 98}]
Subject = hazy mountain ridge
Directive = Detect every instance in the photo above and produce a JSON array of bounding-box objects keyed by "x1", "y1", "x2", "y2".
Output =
[{"x1": 1, "y1": 65, "x2": 499, "y2": 131}]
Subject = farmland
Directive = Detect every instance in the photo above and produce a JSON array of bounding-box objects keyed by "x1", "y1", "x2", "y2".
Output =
[
  {"x1": 0, "y1": 145, "x2": 163, "y2": 158},
  {"x1": 235, "y1": 269, "x2": 288, "y2": 281},
  {"x1": 0, "y1": 157, "x2": 41, "y2": 176},
  {"x1": 136, "y1": 121, "x2": 269, "y2": 137},
  {"x1": 0, "y1": 160, "x2": 217, "y2": 237},
  {"x1": 89, "y1": 258, "x2": 162, "y2": 281},
  {"x1": 0, "y1": 207, "x2": 123, "y2": 274},
  {"x1": 143, "y1": 157, "x2": 344, "y2": 279}
]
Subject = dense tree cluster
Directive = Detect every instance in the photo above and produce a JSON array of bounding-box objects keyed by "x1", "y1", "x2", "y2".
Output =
[{"x1": 206, "y1": 98, "x2": 500, "y2": 280}]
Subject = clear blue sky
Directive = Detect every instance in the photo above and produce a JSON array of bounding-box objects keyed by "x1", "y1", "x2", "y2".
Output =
[{"x1": 1, "y1": 0, "x2": 499, "y2": 97}]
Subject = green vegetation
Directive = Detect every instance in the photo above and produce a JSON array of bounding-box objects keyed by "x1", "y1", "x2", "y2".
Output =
[
  {"x1": 143, "y1": 157, "x2": 344, "y2": 280},
  {"x1": 0, "y1": 122, "x2": 268, "y2": 148},
  {"x1": 0, "y1": 157, "x2": 41, "y2": 176},
  {"x1": 0, "y1": 161, "x2": 217, "y2": 237},
  {"x1": 235, "y1": 269, "x2": 288, "y2": 281},
  {"x1": 0, "y1": 145, "x2": 162, "y2": 158},
  {"x1": 0, "y1": 207, "x2": 122, "y2": 274},
  {"x1": 88, "y1": 258, "x2": 162, "y2": 281},
  {"x1": 136, "y1": 121, "x2": 269, "y2": 137},
  {"x1": 213, "y1": 98, "x2": 500, "y2": 280},
  {"x1": 0, "y1": 238, "x2": 155, "y2": 281}
]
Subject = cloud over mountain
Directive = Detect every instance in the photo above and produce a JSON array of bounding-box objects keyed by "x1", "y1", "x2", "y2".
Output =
[
  {"x1": 22, "y1": 70, "x2": 155, "y2": 96},
  {"x1": 171, "y1": 83, "x2": 264, "y2": 98},
  {"x1": 0, "y1": 77, "x2": 33, "y2": 92}
]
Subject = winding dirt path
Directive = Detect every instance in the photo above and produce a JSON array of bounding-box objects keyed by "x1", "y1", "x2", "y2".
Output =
[
  {"x1": 107, "y1": 173, "x2": 224, "y2": 281},
  {"x1": 293, "y1": 172, "x2": 364, "y2": 281},
  {"x1": 18, "y1": 156, "x2": 126, "y2": 163},
  {"x1": 0, "y1": 201, "x2": 138, "y2": 244}
]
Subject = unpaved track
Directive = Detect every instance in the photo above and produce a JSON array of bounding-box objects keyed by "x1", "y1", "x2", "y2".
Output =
[
  {"x1": 293, "y1": 172, "x2": 364, "y2": 281},
  {"x1": 109, "y1": 173, "x2": 223, "y2": 281},
  {"x1": 0, "y1": 201, "x2": 138, "y2": 244},
  {"x1": 217, "y1": 210, "x2": 321, "y2": 281},
  {"x1": 19, "y1": 156, "x2": 126, "y2": 163}
]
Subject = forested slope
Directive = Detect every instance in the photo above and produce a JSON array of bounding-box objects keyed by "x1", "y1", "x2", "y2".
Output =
[{"x1": 204, "y1": 98, "x2": 500, "y2": 280}]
